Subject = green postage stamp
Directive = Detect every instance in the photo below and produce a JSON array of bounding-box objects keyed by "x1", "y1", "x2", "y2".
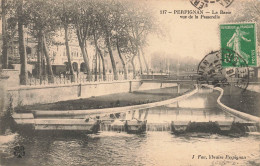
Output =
[{"x1": 220, "y1": 23, "x2": 257, "y2": 67}]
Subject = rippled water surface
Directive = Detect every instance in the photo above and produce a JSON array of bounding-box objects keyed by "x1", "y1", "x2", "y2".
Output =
[{"x1": 0, "y1": 88, "x2": 259, "y2": 166}]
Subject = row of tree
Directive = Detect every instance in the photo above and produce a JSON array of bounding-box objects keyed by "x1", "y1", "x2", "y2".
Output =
[{"x1": 1, "y1": 0, "x2": 159, "y2": 84}]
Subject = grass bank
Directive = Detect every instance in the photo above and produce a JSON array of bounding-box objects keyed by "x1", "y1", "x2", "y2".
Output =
[
  {"x1": 15, "y1": 84, "x2": 195, "y2": 112},
  {"x1": 221, "y1": 86, "x2": 260, "y2": 117}
]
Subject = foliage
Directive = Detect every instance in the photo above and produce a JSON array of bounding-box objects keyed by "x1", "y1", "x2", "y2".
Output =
[{"x1": 3, "y1": 0, "x2": 161, "y2": 81}]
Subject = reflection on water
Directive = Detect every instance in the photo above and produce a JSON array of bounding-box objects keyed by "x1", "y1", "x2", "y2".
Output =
[
  {"x1": 128, "y1": 89, "x2": 245, "y2": 124},
  {"x1": 0, "y1": 88, "x2": 259, "y2": 166},
  {"x1": 168, "y1": 97, "x2": 206, "y2": 108}
]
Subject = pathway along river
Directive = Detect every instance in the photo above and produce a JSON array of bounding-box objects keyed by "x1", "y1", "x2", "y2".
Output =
[{"x1": 0, "y1": 87, "x2": 259, "y2": 166}]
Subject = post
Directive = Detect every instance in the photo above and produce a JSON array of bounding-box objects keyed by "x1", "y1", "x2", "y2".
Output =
[
  {"x1": 177, "y1": 83, "x2": 180, "y2": 94},
  {"x1": 78, "y1": 84, "x2": 81, "y2": 97},
  {"x1": 129, "y1": 81, "x2": 132, "y2": 93},
  {"x1": 131, "y1": 110, "x2": 135, "y2": 120},
  {"x1": 138, "y1": 110, "x2": 142, "y2": 120},
  {"x1": 144, "y1": 109, "x2": 149, "y2": 120},
  {"x1": 176, "y1": 101, "x2": 179, "y2": 108}
]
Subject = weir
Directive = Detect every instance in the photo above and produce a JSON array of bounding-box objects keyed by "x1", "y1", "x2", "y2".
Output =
[
  {"x1": 10, "y1": 84, "x2": 260, "y2": 135},
  {"x1": 99, "y1": 120, "x2": 258, "y2": 134},
  {"x1": 97, "y1": 85, "x2": 259, "y2": 135},
  {"x1": 97, "y1": 106, "x2": 259, "y2": 135}
]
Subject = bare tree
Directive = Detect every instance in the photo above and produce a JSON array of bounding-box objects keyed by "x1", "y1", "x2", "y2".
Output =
[
  {"x1": 25, "y1": 0, "x2": 56, "y2": 83},
  {"x1": 17, "y1": 0, "x2": 27, "y2": 85},
  {"x1": 123, "y1": 1, "x2": 158, "y2": 76},
  {"x1": 110, "y1": 1, "x2": 128, "y2": 80},
  {"x1": 72, "y1": 0, "x2": 92, "y2": 81},
  {"x1": 94, "y1": 0, "x2": 119, "y2": 80},
  {"x1": 91, "y1": 18, "x2": 107, "y2": 81},
  {"x1": 54, "y1": 0, "x2": 76, "y2": 82}
]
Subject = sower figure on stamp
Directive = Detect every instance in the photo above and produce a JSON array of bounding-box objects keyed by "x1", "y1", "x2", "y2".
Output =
[{"x1": 227, "y1": 27, "x2": 251, "y2": 65}]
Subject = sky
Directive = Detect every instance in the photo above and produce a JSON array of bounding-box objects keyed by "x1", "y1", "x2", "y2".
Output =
[{"x1": 145, "y1": 0, "x2": 234, "y2": 61}]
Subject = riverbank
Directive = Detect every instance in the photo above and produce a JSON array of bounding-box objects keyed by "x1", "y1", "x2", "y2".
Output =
[
  {"x1": 221, "y1": 86, "x2": 260, "y2": 117},
  {"x1": 15, "y1": 84, "x2": 194, "y2": 112}
]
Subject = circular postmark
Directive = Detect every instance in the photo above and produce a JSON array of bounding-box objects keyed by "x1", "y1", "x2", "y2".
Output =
[
  {"x1": 197, "y1": 48, "x2": 250, "y2": 91},
  {"x1": 190, "y1": 0, "x2": 234, "y2": 10}
]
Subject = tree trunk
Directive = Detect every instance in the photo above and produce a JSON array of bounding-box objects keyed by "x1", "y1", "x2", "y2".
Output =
[
  {"x1": 98, "y1": 51, "x2": 101, "y2": 80},
  {"x1": 137, "y1": 48, "x2": 143, "y2": 75},
  {"x1": 140, "y1": 46, "x2": 149, "y2": 74},
  {"x1": 79, "y1": 42, "x2": 91, "y2": 80},
  {"x1": 134, "y1": 28, "x2": 143, "y2": 75},
  {"x1": 1, "y1": 0, "x2": 8, "y2": 69},
  {"x1": 76, "y1": 30, "x2": 91, "y2": 81},
  {"x1": 93, "y1": 33, "x2": 106, "y2": 81},
  {"x1": 105, "y1": 31, "x2": 118, "y2": 80},
  {"x1": 41, "y1": 36, "x2": 46, "y2": 82},
  {"x1": 75, "y1": 28, "x2": 91, "y2": 80},
  {"x1": 36, "y1": 33, "x2": 42, "y2": 79},
  {"x1": 11, "y1": 38, "x2": 15, "y2": 61},
  {"x1": 116, "y1": 38, "x2": 127, "y2": 80},
  {"x1": 84, "y1": 46, "x2": 92, "y2": 81},
  {"x1": 131, "y1": 56, "x2": 136, "y2": 79},
  {"x1": 94, "y1": 50, "x2": 98, "y2": 81},
  {"x1": 42, "y1": 34, "x2": 54, "y2": 83},
  {"x1": 42, "y1": 56, "x2": 46, "y2": 80},
  {"x1": 64, "y1": 25, "x2": 75, "y2": 82},
  {"x1": 18, "y1": 0, "x2": 28, "y2": 85},
  {"x1": 99, "y1": 51, "x2": 106, "y2": 81}
]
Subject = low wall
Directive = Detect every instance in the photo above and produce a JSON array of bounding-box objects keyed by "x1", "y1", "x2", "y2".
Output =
[
  {"x1": 6, "y1": 80, "x2": 141, "y2": 107},
  {"x1": 0, "y1": 80, "x2": 7, "y2": 115},
  {"x1": 2, "y1": 69, "x2": 20, "y2": 87}
]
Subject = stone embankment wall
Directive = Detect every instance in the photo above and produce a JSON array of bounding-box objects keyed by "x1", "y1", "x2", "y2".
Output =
[
  {"x1": 6, "y1": 81, "x2": 139, "y2": 108},
  {"x1": 4, "y1": 80, "x2": 178, "y2": 108}
]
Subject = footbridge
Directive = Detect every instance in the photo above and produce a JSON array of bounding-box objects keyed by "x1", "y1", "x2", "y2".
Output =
[{"x1": 140, "y1": 74, "x2": 198, "y2": 84}]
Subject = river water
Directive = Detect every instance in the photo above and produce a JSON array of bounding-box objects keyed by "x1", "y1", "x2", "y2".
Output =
[{"x1": 0, "y1": 88, "x2": 259, "y2": 166}]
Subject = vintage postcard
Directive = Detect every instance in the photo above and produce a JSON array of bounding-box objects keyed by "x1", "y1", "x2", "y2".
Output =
[{"x1": 0, "y1": 0, "x2": 259, "y2": 165}]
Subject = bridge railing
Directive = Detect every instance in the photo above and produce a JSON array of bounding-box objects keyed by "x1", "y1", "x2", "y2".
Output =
[
  {"x1": 26, "y1": 73, "x2": 139, "y2": 86},
  {"x1": 140, "y1": 74, "x2": 197, "y2": 81}
]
